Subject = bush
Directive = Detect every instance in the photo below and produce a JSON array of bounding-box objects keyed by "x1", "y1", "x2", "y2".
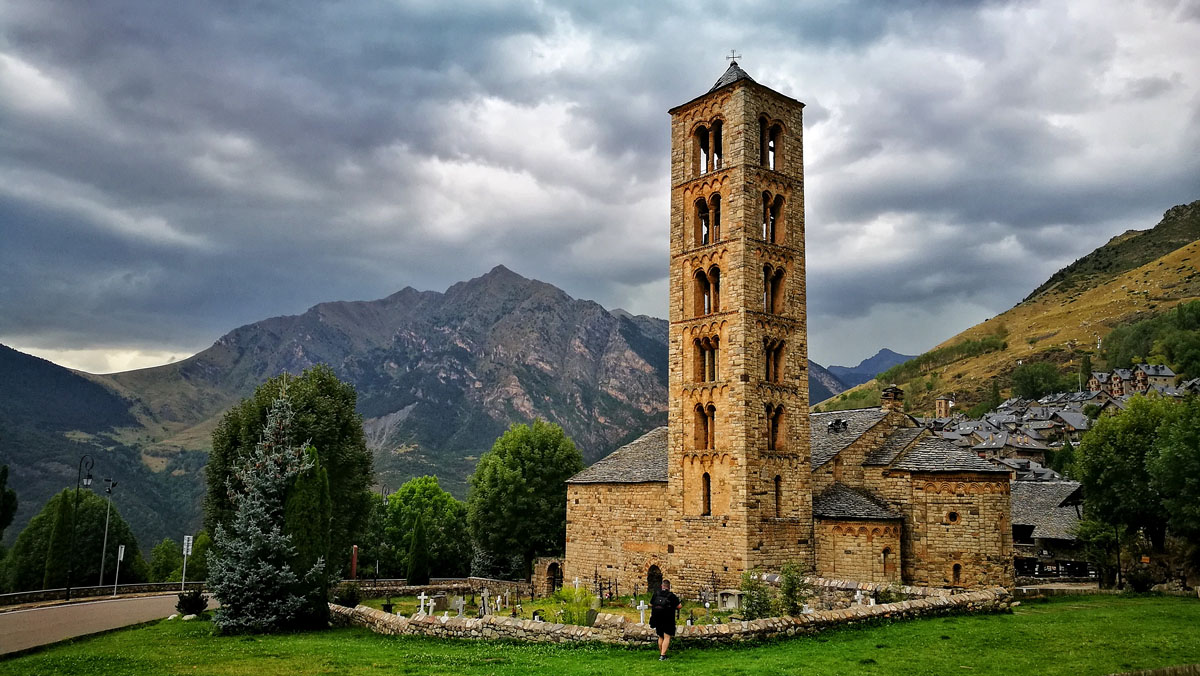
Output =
[
  {"x1": 875, "y1": 584, "x2": 905, "y2": 604},
  {"x1": 331, "y1": 581, "x2": 362, "y2": 607},
  {"x1": 550, "y1": 586, "x2": 597, "y2": 626},
  {"x1": 176, "y1": 589, "x2": 210, "y2": 616},
  {"x1": 774, "y1": 563, "x2": 810, "y2": 616},
  {"x1": 1123, "y1": 565, "x2": 1157, "y2": 593},
  {"x1": 739, "y1": 569, "x2": 774, "y2": 620}
]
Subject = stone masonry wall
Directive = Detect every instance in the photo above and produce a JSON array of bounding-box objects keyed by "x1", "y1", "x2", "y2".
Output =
[
  {"x1": 330, "y1": 586, "x2": 1012, "y2": 645},
  {"x1": 564, "y1": 482, "x2": 669, "y2": 596},
  {"x1": 814, "y1": 520, "x2": 902, "y2": 584},
  {"x1": 904, "y1": 474, "x2": 1014, "y2": 588}
]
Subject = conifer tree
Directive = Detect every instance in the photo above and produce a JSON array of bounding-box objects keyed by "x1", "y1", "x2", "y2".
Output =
[
  {"x1": 42, "y1": 492, "x2": 74, "y2": 589},
  {"x1": 0, "y1": 465, "x2": 17, "y2": 543},
  {"x1": 406, "y1": 511, "x2": 431, "y2": 586},
  {"x1": 208, "y1": 391, "x2": 324, "y2": 633},
  {"x1": 283, "y1": 447, "x2": 332, "y2": 625}
]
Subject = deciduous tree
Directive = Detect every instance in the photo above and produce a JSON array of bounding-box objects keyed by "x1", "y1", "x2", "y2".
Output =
[
  {"x1": 467, "y1": 420, "x2": 583, "y2": 579},
  {"x1": 149, "y1": 538, "x2": 182, "y2": 583},
  {"x1": 383, "y1": 476, "x2": 469, "y2": 578}
]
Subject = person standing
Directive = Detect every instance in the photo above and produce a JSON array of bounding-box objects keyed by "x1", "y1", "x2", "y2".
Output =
[{"x1": 649, "y1": 579, "x2": 682, "y2": 660}]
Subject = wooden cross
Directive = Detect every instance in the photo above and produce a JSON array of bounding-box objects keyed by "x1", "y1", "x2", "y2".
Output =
[{"x1": 727, "y1": 49, "x2": 741, "y2": 63}]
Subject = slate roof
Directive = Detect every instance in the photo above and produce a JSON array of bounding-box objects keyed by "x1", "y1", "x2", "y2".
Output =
[
  {"x1": 893, "y1": 436, "x2": 1010, "y2": 474},
  {"x1": 992, "y1": 457, "x2": 1063, "y2": 481},
  {"x1": 972, "y1": 431, "x2": 1050, "y2": 452},
  {"x1": 567, "y1": 427, "x2": 668, "y2": 484},
  {"x1": 1053, "y1": 411, "x2": 1090, "y2": 430},
  {"x1": 1011, "y1": 481, "x2": 1083, "y2": 541},
  {"x1": 709, "y1": 61, "x2": 756, "y2": 92},
  {"x1": 812, "y1": 483, "x2": 901, "y2": 521},
  {"x1": 1136, "y1": 363, "x2": 1176, "y2": 378},
  {"x1": 810, "y1": 408, "x2": 889, "y2": 469},
  {"x1": 864, "y1": 427, "x2": 926, "y2": 465}
]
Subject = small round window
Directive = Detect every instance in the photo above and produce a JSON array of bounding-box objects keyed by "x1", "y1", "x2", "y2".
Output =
[{"x1": 947, "y1": 511, "x2": 960, "y2": 523}]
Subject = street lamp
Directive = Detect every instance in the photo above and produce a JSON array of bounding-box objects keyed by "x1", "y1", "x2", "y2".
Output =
[
  {"x1": 376, "y1": 485, "x2": 389, "y2": 590},
  {"x1": 66, "y1": 455, "x2": 94, "y2": 601},
  {"x1": 98, "y1": 478, "x2": 117, "y2": 586}
]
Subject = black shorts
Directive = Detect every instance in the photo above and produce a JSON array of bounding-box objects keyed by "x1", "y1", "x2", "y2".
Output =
[{"x1": 655, "y1": 623, "x2": 676, "y2": 638}]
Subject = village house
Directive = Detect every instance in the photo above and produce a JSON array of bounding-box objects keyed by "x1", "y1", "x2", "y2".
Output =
[{"x1": 561, "y1": 62, "x2": 1013, "y2": 597}]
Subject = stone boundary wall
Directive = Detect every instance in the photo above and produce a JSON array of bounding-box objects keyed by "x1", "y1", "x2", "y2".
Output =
[
  {"x1": 330, "y1": 587, "x2": 1012, "y2": 645},
  {"x1": 0, "y1": 582, "x2": 205, "y2": 607},
  {"x1": 1013, "y1": 587, "x2": 1198, "y2": 599},
  {"x1": 349, "y1": 577, "x2": 528, "y2": 598}
]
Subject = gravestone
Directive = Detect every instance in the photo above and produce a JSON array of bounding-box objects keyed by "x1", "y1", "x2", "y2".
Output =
[
  {"x1": 452, "y1": 596, "x2": 466, "y2": 618},
  {"x1": 416, "y1": 592, "x2": 430, "y2": 616},
  {"x1": 432, "y1": 594, "x2": 448, "y2": 611},
  {"x1": 637, "y1": 599, "x2": 649, "y2": 625}
]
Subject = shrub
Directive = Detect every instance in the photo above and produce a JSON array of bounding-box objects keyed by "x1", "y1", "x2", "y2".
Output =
[
  {"x1": 331, "y1": 581, "x2": 362, "y2": 607},
  {"x1": 875, "y1": 584, "x2": 905, "y2": 604},
  {"x1": 1123, "y1": 565, "x2": 1157, "y2": 593},
  {"x1": 774, "y1": 563, "x2": 811, "y2": 616},
  {"x1": 550, "y1": 586, "x2": 597, "y2": 626},
  {"x1": 176, "y1": 589, "x2": 210, "y2": 616},
  {"x1": 739, "y1": 569, "x2": 774, "y2": 620}
]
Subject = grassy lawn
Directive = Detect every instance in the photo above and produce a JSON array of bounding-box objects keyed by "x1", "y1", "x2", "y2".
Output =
[{"x1": 2, "y1": 595, "x2": 1198, "y2": 675}]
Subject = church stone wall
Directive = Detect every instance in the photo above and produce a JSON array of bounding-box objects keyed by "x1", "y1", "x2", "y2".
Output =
[
  {"x1": 814, "y1": 520, "x2": 902, "y2": 584},
  {"x1": 564, "y1": 482, "x2": 670, "y2": 595},
  {"x1": 903, "y1": 474, "x2": 1013, "y2": 588}
]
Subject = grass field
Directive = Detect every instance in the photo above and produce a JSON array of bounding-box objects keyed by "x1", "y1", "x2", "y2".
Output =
[{"x1": 2, "y1": 595, "x2": 1198, "y2": 675}]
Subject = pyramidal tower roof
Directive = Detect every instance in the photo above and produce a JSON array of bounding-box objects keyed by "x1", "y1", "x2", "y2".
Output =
[{"x1": 709, "y1": 60, "x2": 755, "y2": 92}]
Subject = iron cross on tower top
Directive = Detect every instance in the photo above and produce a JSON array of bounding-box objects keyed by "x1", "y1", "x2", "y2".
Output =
[{"x1": 726, "y1": 49, "x2": 741, "y2": 63}]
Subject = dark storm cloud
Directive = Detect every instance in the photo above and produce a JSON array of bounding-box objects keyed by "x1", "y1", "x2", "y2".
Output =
[{"x1": 1, "y1": 0, "x2": 1197, "y2": 371}]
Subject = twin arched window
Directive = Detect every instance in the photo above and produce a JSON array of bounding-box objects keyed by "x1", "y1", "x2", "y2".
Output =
[
  {"x1": 766, "y1": 403, "x2": 785, "y2": 451},
  {"x1": 694, "y1": 194, "x2": 722, "y2": 246},
  {"x1": 763, "y1": 265, "x2": 785, "y2": 314},
  {"x1": 694, "y1": 336, "x2": 719, "y2": 382},
  {"x1": 764, "y1": 338, "x2": 785, "y2": 383},
  {"x1": 761, "y1": 191, "x2": 785, "y2": 243},
  {"x1": 694, "y1": 120, "x2": 724, "y2": 176},
  {"x1": 759, "y1": 118, "x2": 783, "y2": 170},
  {"x1": 694, "y1": 266, "x2": 721, "y2": 316}
]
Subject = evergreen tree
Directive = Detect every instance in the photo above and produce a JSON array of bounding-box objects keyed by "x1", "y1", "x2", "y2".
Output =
[
  {"x1": 42, "y1": 492, "x2": 74, "y2": 589},
  {"x1": 1079, "y1": 354, "x2": 1094, "y2": 389},
  {"x1": 5, "y1": 489, "x2": 147, "y2": 593},
  {"x1": 283, "y1": 447, "x2": 332, "y2": 625},
  {"x1": 149, "y1": 538, "x2": 182, "y2": 582},
  {"x1": 208, "y1": 391, "x2": 324, "y2": 634},
  {"x1": 0, "y1": 465, "x2": 17, "y2": 543},
  {"x1": 406, "y1": 511, "x2": 431, "y2": 586},
  {"x1": 206, "y1": 365, "x2": 372, "y2": 577}
]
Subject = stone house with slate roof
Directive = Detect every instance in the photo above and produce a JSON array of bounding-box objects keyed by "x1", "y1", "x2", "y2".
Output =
[{"x1": 562, "y1": 62, "x2": 1013, "y2": 596}]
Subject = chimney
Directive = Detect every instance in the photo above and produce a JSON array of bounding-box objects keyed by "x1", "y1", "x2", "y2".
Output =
[{"x1": 881, "y1": 385, "x2": 904, "y2": 413}]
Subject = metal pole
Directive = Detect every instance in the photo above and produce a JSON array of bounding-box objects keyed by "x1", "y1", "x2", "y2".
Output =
[
  {"x1": 181, "y1": 553, "x2": 188, "y2": 592},
  {"x1": 113, "y1": 548, "x2": 122, "y2": 597},
  {"x1": 66, "y1": 455, "x2": 94, "y2": 601},
  {"x1": 98, "y1": 479, "x2": 116, "y2": 586}
]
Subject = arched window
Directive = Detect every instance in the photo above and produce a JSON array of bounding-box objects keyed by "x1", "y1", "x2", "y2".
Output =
[
  {"x1": 708, "y1": 266, "x2": 721, "y2": 312},
  {"x1": 695, "y1": 199, "x2": 711, "y2": 246},
  {"x1": 694, "y1": 404, "x2": 709, "y2": 450},
  {"x1": 763, "y1": 266, "x2": 785, "y2": 314},
  {"x1": 764, "y1": 338, "x2": 784, "y2": 383},
  {"x1": 694, "y1": 125, "x2": 710, "y2": 175},
  {"x1": 702, "y1": 472, "x2": 712, "y2": 516},
  {"x1": 694, "y1": 269, "x2": 711, "y2": 316},
  {"x1": 770, "y1": 195, "x2": 784, "y2": 244},
  {"x1": 648, "y1": 565, "x2": 663, "y2": 592},
  {"x1": 693, "y1": 336, "x2": 719, "y2": 382},
  {"x1": 709, "y1": 194, "x2": 721, "y2": 242},
  {"x1": 952, "y1": 563, "x2": 963, "y2": 584},
  {"x1": 766, "y1": 404, "x2": 784, "y2": 451},
  {"x1": 705, "y1": 404, "x2": 716, "y2": 449},
  {"x1": 762, "y1": 191, "x2": 773, "y2": 241},
  {"x1": 774, "y1": 475, "x2": 782, "y2": 518},
  {"x1": 712, "y1": 120, "x2": 723, "y2": 170},
  {"x1": 759, "y1": 117, "x2": 769, "y2": 166},
  {"x1": 768, "y1": 123, "x2": 782, "y2": 170}
]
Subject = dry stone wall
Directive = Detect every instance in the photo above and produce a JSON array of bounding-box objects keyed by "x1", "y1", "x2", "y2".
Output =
[{"x1": 330, "y1": 586, "x2": 1012, "y2": 645}]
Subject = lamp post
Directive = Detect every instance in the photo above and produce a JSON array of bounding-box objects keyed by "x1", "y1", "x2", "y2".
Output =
[
  {"x1": 66, "y1": 455, "x2": 94, "y2": 601},
  {"x1": 376, "y1": 485, "x2": 389, "y2": 591},
  {"x1": 98, "y1": 478, "x2": 117, "y2": 586}
]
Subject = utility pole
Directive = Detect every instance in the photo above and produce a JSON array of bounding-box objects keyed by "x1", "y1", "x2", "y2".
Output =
[{"x1": 98, "y1": 478, "x2": 117, "y2": 586}]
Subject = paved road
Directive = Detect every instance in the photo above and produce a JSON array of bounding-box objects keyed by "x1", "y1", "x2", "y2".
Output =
[{"x1": 0, "y1": 594, "x2": 186, "y2": 655}]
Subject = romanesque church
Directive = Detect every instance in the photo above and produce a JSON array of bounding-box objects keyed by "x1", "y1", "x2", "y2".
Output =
[{"x1": 561, "y1": 62, "x2": 1013, "y2": 596}]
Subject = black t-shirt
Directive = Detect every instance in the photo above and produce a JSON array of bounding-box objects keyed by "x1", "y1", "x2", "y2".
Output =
[{"x1": 650, "y1": 589, "x2": 680, "y2": 626}]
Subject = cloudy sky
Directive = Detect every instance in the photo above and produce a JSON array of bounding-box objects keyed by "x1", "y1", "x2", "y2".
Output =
[{"x1": 1, "y1": 0, "x2": 1198, "y2": 373}]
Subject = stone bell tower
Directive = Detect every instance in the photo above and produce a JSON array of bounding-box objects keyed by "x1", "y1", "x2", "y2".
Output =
[{"x1": 664, "y1": 61, "x2": 813, "y2": 593}]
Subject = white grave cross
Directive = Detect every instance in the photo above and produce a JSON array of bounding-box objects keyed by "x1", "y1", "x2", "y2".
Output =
[
  {"x1": 416, "y1": 592, "x2": 430, "y2": 615},
  {"x1": 453, "y1": 597, "x2": 466, "y2": 617},
  {"x1": 573, "y1": 577, "x2": 580, "y2": 589},
  {"x1": 637, "y1": 599, "x2": 650, "y2": 625}
]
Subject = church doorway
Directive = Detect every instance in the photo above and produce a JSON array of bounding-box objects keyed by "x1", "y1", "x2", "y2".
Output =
[
  {"x1": 547, "y1": 562, "x2": 562, "y2": 593},
  {"x1": 647, "y1": 565, "x2": 663, "y2": 592}
]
